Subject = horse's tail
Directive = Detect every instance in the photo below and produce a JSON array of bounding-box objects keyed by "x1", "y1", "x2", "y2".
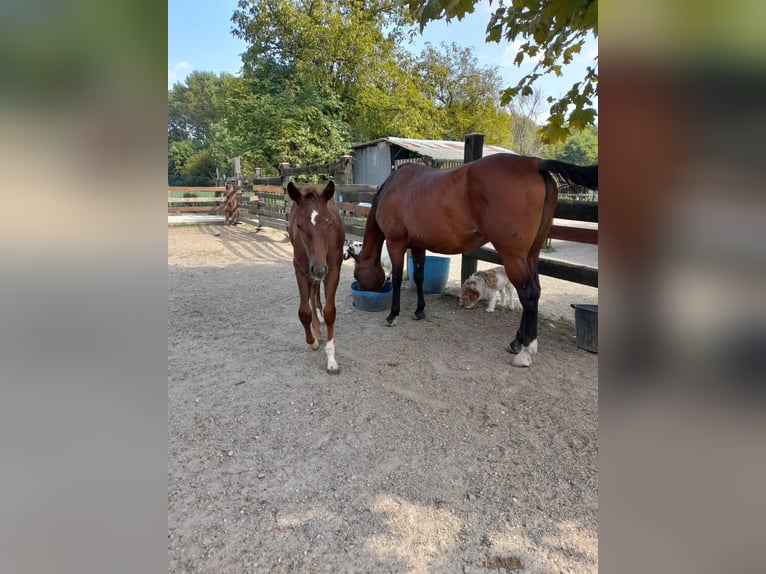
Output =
[{"x1": 538, "y1": 160, "x2": 598, "y2": 190}]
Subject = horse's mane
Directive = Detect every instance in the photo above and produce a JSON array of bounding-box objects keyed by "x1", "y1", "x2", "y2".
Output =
[
  {"x1": 373, "y1": 171, "x2": 392, "y2": 199},
  {"x1": 357, "y1": 179, "x2": 387, "y2": 262}
]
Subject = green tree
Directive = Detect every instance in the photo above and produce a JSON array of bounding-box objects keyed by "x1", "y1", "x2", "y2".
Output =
[
  {"x1": 544, "y1": 123, "x2": 598, "y2": 164},
  {"x1": 168, "y1": 139, "x2": 197, "y2": 183},
  {"x1": 245, "y1": 84, "x2": 350, "y2": 168},
  {"x1": 232, "y1": 0, "x2": 412, "y2": 142},
  {"x1": 413, "y1": 42, "x2": 513, "y2": 146},
  {"x1": 168, "y1": 71, "x2": 233, "y2": 143},
  {"x1": 401, "y1": 0, "x2": 598, "y2": 144},
  {"x1": 182, "y1": 148, "x2": 217, "y2": 186},
  {"x1": 348, "y1": 52, "x2": 444, "y2": 141},
  {"x1": 169, "y1": 72, "x2": 245, "y2": 179}
]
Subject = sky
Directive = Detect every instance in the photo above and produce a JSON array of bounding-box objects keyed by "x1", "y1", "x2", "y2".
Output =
[{"x1": 168, "y1": 0, "x2": 598, "y2": 118}]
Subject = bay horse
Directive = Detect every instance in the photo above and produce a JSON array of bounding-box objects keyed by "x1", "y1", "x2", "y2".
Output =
[
  {"x1": 352, "y1": 154, "x2": 598, "y2": 367},
  {"x1": 287, "y1": 180, "x2": 345, "y2": 374}
]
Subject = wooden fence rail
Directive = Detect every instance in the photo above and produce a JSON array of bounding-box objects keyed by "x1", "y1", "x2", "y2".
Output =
[
  {"x1": 169, "y1": 144, "x2": 597, "y2": 287},
  {"x1": 459, "y1": 198, "x2": 598, "y2": 288}
]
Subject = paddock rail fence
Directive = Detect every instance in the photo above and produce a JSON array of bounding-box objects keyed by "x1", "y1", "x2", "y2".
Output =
[{"x1": 168, "y1": 136, "x2": 597, "y2": 287}]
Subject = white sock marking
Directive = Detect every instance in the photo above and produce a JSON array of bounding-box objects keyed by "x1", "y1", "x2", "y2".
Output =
[
  {"x1": 325, "y1": 338, "x2": 338, "y2": 372},
  {"x1": 510, "y1": 347, "x2": 532, "y2": 367},
  {"x1": 510, "y1": 340, "x2": 537, "y2": 367}
]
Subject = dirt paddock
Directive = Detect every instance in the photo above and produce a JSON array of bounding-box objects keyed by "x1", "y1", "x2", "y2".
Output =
[{"x1": 168, "y1": 223, "x2": 598, "y2": 573}]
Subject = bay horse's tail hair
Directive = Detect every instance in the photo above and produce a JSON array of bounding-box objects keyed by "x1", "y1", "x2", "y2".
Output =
[{"x1": 538, "y1": 160, "x2": 598, "y2": 190}]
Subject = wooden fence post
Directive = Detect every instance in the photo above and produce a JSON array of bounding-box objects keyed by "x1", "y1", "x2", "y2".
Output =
[
  {"x1": 279, "y1": 162, "x2": 290, "y2": 231},
  {"x1": 463, "y1": 133, "x2": 484, "y2": 163},
  {"x1": 461, "y1": 133, "x2": 485, "y2": 283},
  {"x1": 337, "y1": 155, "x2": 353, "y2": 185},
  {"x1": 233, "y1": 156, "x2": 242, "y2": 192}
]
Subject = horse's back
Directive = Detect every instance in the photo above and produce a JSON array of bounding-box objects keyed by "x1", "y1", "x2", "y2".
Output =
[{"x1": 374, "y1": 154, "x2": 548, "y2": 253}]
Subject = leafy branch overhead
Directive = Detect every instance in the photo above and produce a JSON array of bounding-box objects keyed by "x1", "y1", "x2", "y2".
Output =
[
  {"x1": 402, "y1": 0, "x2": 598, "y2": 143},
  {"x1": 168, "y1": 0, "x2": 599, "y2": 183}
]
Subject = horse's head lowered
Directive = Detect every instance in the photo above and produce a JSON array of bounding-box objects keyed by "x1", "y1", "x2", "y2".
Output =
[
  {"x1": 287, "y1": 180, "x2": 339, "y2": 282},
  {"x1": 351, "y1": 248, "x2": 386, "y2": 292}
]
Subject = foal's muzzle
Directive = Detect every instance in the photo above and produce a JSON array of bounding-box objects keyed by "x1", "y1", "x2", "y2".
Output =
[{"x1": 310, "y1": 263, "x2": 328, "y2": 281}]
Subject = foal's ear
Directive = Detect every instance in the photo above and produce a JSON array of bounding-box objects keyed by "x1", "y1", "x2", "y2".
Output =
[
  {"x1": 321, "y1": 180, "x2": 335, "y2": 201},
  {"x1": 287, "y1": 181, "x2": 301, "y2": 202}
]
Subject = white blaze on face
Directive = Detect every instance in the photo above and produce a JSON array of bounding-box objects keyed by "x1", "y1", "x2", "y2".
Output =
[{"x1": 310, "y1": 209, "x2": 319, "y2": 226}]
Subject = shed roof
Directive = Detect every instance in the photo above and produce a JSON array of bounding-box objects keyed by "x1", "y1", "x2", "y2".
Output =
[{"x1": 352, "y1": 137, "x2": 516, "y2": 162}]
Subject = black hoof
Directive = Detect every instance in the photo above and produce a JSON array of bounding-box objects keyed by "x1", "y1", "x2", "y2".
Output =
[
  {"x1": 413, "y1": 310, "x2": 425, "y2": 320},
  {"x1": 386, "y1": 315, "x2": 397, "y2": 326},
  {"x1": 507, "y1": 339, "x2": 522, "y2": 354}
]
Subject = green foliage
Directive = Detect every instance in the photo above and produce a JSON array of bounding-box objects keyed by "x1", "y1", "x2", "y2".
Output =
[
  {"x1": 543, "y1": 124, "x2": 598, "y2": 164},
  {"x1": 169, "y1": 0, "x2": 598, "y2": 181},
  {"x1": 182, "y1": 148, "x2": 217, "y2": 186},
  {"x1": 168, "y1": 71, "x2": 234, "y2": 143},
  {"x1": 412, "y1": 43, "x2": 513, "y2": 145},
  {"x1": 168, "y1": 139, "x2": 215, "y2": 185},
  {"x1": 168, "y1": 139, "x2": 197, "y2": 178},
  {"x1": 232, "y1": 0, "x2": 411, "y2": 142},
  {"x1": 243, "y1": 84, "x2": 350, "y2": 168},
  {"x1": 401, "y1": 0, "x2": 598, "y2": 144},
  {"x1": 348, "y1": 52, "x2": 444, "y2": 141}
]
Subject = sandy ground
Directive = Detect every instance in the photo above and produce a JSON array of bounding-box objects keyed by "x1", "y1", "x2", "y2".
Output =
[{"x1": 168, "y1": 222, "x2": 598, "y2": 573}]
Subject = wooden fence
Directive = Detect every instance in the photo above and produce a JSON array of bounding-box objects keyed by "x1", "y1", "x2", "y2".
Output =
[
  {"x1": 460, "y1": 200, "x2": 598, "y2": 288},
  {"x1": 167, "y1": 186, "x2": 227, "y2": 212},
  {"x1": 168, "y1": 137, "x2": 597, "y2": 287}
]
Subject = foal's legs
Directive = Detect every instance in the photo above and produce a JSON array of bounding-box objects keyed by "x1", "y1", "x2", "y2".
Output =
[
  {"x1": 295, "y1": 273, "x2": 320, "y2": 351},
  {"x1": 322, "y1": 267, "x2": 340, "y2": 374},
  {"x1": 313, "y1": 286, "x2": 325, "y2": 324}
]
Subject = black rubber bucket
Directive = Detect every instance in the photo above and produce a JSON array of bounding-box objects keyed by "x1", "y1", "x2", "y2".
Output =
[{"x1": 571, "y1": 304, "x2": 598, "y2": 353}]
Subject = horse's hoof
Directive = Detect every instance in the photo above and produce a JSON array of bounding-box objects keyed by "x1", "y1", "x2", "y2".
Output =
[
  {"x1": 510, "y1": 347, "x2": 533, "y2": 367},
  {"x1": 386, "y1": 316, "x2": 397, "y2": 327},
  {"x1": 327, "y1": 366, "x2": 340, "y2": 375},
  {"x1": 310, "y1": 340, "x2": 320, "y2": 351},
  {"x1": 413, "y1": 311, "x2": 425, "y2": 320},
  {"x1": 507, "y1": 340, "x2": 522, "y2": 354}
]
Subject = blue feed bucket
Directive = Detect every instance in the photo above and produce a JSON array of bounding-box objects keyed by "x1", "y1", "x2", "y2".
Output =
[
  {"x1": 350, "y1": 280, "x2": 393, "y2": 312},
  {"x1": 407, "y1": 255, "x2": 451, "y2": 294},
  {"x1": 571, "y1": 304, "x2": 598, "y2": 353}
]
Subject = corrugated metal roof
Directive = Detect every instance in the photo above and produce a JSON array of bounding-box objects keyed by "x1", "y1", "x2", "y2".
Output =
[{"x1": 352, "y1": 137, "x2": 516, "y2": 162}]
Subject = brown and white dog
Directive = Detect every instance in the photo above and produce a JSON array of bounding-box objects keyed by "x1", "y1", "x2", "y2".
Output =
[{"x1": 459, "y1": 267, "x2": 517, "y2": 312}]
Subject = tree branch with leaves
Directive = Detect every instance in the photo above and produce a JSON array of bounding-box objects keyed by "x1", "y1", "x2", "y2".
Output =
[{"x1": 401, "y1": 0, "x2": 597, "y2": 144}]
